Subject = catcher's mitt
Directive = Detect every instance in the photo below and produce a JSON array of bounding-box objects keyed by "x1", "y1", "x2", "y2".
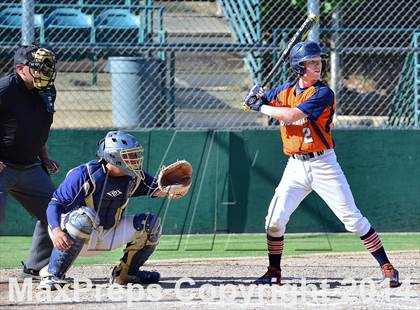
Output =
[{"x1": 157, "y1": 160, "x2": 192, "y2": 199}]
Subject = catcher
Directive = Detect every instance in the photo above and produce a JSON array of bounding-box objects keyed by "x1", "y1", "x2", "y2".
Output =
[{"x1": 39, "y1": 130, "x2": 192, "y2": 289}]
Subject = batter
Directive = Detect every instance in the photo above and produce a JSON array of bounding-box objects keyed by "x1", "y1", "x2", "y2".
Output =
[{"x1": 243, "y1": 40, "x2": 400, "y2": 288}]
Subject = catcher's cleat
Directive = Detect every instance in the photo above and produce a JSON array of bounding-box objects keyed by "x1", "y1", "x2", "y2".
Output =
[
  {"x1": 255, "y1": 266, "x2": 282, "y2": 285},
  {"x1": 131, "y1": 270, "x2": 160, "y2": 284},
  {"x1": 380, "y1": 263, "x2": 401, "y2": 288},
  {"x1": 38, "y1": 276, "x2": 68, "y2": 290},
  {"x1": 111, "y1": 266, "x2": 160, "y2": 285},
  {"x1": 39, "y1": 264, "x2": 53, "y2": 278}
]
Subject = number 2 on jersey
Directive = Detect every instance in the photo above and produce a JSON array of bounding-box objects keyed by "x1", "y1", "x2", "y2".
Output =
[{"x1": 303, "y1": 127, "x2": 313, "y2": 144}]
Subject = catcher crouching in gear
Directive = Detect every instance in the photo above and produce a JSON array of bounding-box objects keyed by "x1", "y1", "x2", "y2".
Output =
[
  {"x1": 39, "y1": 131, "x2": 192, "y2": 289},
  {"x1": 243, "y1": 41, "x2": 400, "y2": 288}
]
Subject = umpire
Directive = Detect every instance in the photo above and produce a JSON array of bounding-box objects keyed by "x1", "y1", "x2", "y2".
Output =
[{"x1": 0, "y1": 45, "x2": 60, "y2": 278}]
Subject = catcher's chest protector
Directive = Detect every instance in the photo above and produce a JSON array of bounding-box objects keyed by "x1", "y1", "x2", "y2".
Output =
[{"x1": 83, "y1": 161, "x2": 141, "y2": 229}]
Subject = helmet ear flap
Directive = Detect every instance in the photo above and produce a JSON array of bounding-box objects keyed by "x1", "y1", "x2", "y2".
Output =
[
  {"x1": 97, "y1": 138, "x2": 105, "y2": 147},
  {"x1": 293, "y1": 63, "x2": 305, "y2": 76},
  {"x1": 97, "y1": 138, "x2": 105, "y2": 158}
]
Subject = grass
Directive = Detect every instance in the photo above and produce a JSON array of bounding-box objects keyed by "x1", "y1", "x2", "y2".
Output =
[{"x1": 1, "y1": 233, "x2": 419, "y2": 269}]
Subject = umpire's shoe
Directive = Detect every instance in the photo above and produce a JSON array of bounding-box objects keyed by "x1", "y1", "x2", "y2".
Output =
[
  {"x1": 255, "y1": 266, "x2": 282, "y2": 285},
  {"x1": 380, "y1": 263, "x2": 401, "y2": 288},
  {"x1": 20, "y1": 261, "x2": 41, "y2": 281}
]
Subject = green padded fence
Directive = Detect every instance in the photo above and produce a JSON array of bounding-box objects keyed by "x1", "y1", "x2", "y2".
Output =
[{"x1": 1, "y1": 129, "x2": 419, "y2": 236}]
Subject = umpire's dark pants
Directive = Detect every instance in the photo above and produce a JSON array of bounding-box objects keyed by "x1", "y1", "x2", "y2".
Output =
[{"x1": 0, "y1": 163, "x2": 54, "y2": 271}]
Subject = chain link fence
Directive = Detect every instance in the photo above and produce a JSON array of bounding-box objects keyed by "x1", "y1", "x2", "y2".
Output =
[{"x1": 0, "y1": 0, "x2": 418, "y2": 129}]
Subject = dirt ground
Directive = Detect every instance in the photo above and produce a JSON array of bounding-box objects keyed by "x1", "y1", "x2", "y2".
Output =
[{"x1": 1, "y1": 251, "x2": 419, "y2": 310}]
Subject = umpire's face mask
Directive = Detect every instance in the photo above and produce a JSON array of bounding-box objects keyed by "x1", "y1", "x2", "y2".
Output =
[{"x1": 28, "y1": 48, "x2": 57, "y2": 89}]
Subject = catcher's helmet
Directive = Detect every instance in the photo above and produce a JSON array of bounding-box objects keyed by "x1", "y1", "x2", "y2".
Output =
[
  {"x1": 14, "y1": 45, "x2": 57, "y2": 89},
  {"x1": 97, "y1": 131, "x2": 145, "y2": 179},
  {"x1": 290, "y1": 41, "x2": 322, "y2": 76}
]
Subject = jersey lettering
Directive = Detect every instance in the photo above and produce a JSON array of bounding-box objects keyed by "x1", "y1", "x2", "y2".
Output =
[
  {"x1": 302, "y1": 127, "x2": 313, "y2": 144},
  {"x1": 279, "y1": 117, "x2": 308, "y2": 126}
]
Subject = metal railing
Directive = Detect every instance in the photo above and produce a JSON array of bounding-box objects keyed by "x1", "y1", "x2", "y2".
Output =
[{"x1": 219, "y1": 0, "x2": 262, "y2": 82}]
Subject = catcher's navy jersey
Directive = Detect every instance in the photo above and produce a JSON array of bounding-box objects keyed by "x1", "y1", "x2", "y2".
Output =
[{"x1": 47, "y1": 160, "x2": 157, "y2": 230}]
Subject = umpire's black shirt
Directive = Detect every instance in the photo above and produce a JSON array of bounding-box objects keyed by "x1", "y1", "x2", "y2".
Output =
[{"x1": 0, "y1": 73, "x2": 56, "y2": 165}]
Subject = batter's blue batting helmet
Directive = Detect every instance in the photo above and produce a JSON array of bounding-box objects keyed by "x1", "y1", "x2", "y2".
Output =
[{"x1": 290, "y1": 41, "x2": 322, "y2": 76}]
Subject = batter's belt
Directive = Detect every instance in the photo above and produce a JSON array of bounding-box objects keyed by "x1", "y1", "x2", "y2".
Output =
[{"x1": 291, "y1": 151, "x2": 325, "y2": 161}]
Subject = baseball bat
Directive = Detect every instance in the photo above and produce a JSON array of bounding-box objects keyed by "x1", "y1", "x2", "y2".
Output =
[{"x1": 242, "y1": 14, "x2": 319, "y2": 112}]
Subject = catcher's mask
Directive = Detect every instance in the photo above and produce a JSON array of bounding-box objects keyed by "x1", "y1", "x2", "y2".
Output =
[
  {"x1": 97, "y1": 131, "x2": 145, "y2": 179},
  {"x1": 14, "y1": 45, "x2": 57, "y2": 89}
]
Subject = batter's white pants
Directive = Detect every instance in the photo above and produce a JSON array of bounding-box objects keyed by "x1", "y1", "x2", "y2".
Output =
[
  {"x1": 49, "y1": 214, "x2": 138, "y2": 257},
  {"x1": 265, "y1": 150, "x2": 371, "y2": 237}
]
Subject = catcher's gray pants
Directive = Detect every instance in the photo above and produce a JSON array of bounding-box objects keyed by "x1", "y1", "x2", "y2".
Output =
[{"x1": 0, "y1": 162, "x2": 55, "y2": 271}]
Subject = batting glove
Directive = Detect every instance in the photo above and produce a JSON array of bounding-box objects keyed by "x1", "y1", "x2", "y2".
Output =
[{"x1": 243, "y1": 84, "x2": 264, "y2": 111}]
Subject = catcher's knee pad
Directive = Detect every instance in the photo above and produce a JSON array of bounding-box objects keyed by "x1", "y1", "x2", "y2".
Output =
[
  {"x1": 65, "y1": 207, "x2": 99, "y2": 240},
  {"x1": 133, "y1": 212, "x2": 161, "y2": 244}
]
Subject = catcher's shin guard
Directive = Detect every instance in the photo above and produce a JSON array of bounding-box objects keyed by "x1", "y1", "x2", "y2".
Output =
[
  {"x1": 381, "y1": 263, "x2": 401, "y2": 288},
  {"x1": 255, "y1": 266, "x2": 282, "y2": 285},
  {"x1": 111, "y1": 213, "x2": 161, "y2": 285},
  {"x1": 111, "y1": 245, "x2": 160, "y2": 284},
  {"x1": 47, "y1": 237, "x2": 84, "y2": 278},
  {"x1": 47, "y1": 207, "x2": 97, "y2": 278}
]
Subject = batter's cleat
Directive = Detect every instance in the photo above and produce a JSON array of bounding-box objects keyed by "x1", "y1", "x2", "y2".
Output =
[
  {"x1": 255, "y1": 266, "x2": 282, "y2": 285},
  {"x1": 380, "y1": 263, "x2": 401, "y2": 288},
  {"x1": 38, "y1": 276, "x2": 68, "y2": 290},
  {"x1": 111, "y1": 266, "x2": 160, "y2": 285}
]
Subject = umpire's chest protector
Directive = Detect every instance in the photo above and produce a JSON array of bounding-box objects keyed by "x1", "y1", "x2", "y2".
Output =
[{"x1": 83, "y1": 161, "x2": 141, "y2": 230}]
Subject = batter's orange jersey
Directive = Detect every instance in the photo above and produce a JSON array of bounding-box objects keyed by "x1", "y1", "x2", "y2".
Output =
[{"x1": 261, "y1": 80, "x2": 336, "y2": 156}]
